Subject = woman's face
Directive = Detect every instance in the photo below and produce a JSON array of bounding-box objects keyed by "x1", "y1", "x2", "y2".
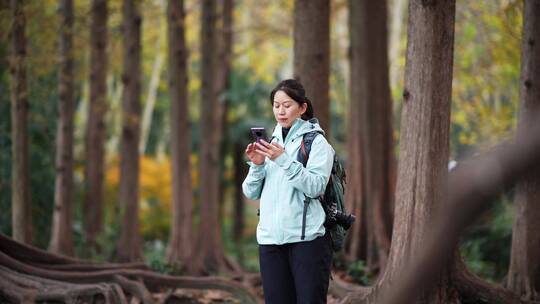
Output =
[{"x1": 272, "y1": 90, "x2": 306, "y2": 128}]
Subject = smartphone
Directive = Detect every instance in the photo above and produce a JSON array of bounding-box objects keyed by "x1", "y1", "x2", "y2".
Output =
[{"x1": 250, "y1": 127, "x2": 269, "y2": 143}]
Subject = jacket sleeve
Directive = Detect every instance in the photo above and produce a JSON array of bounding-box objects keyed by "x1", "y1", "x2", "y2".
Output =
[
  {"x1": 272, "y1": 135, "x2": 334, "y2": 198},
  {"x1": 242, "y1": 161, "x2": 266, "y2": 200}
]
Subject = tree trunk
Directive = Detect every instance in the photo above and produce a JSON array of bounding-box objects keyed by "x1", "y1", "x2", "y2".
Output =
[
  {"x1": 9, "y1": 0, "x2": 32, "y2": 244},
  {"x1": 192, "y1": 0, "x2": 228, "y2": 274},
  {"x1": 293, "y1": 0, "x2": 330, "y2": 134},
  {"x1": 165, "y1": 0, "x2": 194, "y2": 267},
  {"x1": 116, "y1": 0, "x2": 142, "y2": 263},
  {"x1": 347, "y1": 0, "x2": 395, "y2": 275},
  {"x1": 507, "y1": 1, "x2": 540, "y2": 301},
  {"x1": 49, "y1": 0, "x2": 75, "y2": 256},
  {"x1": 375, "y1": 1, "x2": 457, "y2": 302},
  {"x1": 84, "y1": 0, "x2": 108, "y2": 255},
  {"x1": 344, "y1": 56, "x2": 367, "y2": 263},
  {"x1": 215, "y1": 0, "x2": 234, "y2": 239}
]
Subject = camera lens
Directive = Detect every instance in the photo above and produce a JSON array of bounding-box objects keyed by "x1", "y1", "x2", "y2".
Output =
[{"x1": 335, "y1": 211, "x2": 355, "y2": 230}]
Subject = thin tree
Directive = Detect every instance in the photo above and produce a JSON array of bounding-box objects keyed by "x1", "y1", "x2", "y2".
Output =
[
  {"x1": 84, "y1": 0, "x2": 108, "y2": 254},
  {"x1": 346, "y1": 0, "x2": 395, "y2": 274},
  {"x1": 192, "y1": 0, "x2": 229, "y2": 274},
  {"x1": 116, "y1": 0, "x2": 142, "y2": 262},
  {"x1": 215, "y1": 0, "x2": 234, "y2": 236},
  {"x1": 165, "y1": 0, "x2": 194, "y2": 266},
  {"x1": 507, "y1": 0, "x2": 540, "y2": 301},
  {"x1": 9, "y1": 0, "x2": 32, "y2": 244},
  {"x1": 293, "y1": 0, "x2": 330, "y2": 134},
  {"x1": 49, "y1": 0, "x2": 75, "y2": 256}
]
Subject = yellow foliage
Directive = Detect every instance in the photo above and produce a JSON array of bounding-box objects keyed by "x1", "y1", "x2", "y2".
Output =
[{"x1": 104, "y1": 154, "x2": 199, "y2": 239}]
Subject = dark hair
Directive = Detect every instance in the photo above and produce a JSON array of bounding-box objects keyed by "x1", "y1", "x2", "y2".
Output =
[{"x1": 269, "y1": 79, "x2": 314, "y2": 120}]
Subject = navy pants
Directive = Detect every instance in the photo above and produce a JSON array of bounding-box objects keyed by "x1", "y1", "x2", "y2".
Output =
[{"x1": 259, "y1": 233, "x2": 333, "y2": 304}]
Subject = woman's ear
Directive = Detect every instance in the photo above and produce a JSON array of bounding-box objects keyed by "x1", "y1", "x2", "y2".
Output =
[{"x1": 300, "y1": 103, "x2": 307, "y2": 115}]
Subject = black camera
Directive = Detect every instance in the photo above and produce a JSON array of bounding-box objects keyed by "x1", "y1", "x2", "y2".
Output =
[{"x1": 324, "y1": 205, "x2": 355, "y2": 230}]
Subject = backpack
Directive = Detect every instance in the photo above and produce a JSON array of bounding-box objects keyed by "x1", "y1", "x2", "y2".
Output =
[{"x1": 297, "y1": 131, "x2": 354, "y2": 252}]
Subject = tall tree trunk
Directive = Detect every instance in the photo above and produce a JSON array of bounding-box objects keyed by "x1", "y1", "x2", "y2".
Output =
[
  {"x1": 506, "y1": 1, "x2": 540, "y2": 301},
  {"x1": 165, "y1": 0, "x2": 194, "y2": 267},
  {"x1": 49, "y1": 0, "x2": 75, "y2": 256},
  {"x1": 348, "y1": 0, "x2": 395, "y2": 275},
  {"x1": 9, "y1": 0, "x2": 32, "y2": 244},
  {"x1": 216, "y1": 0, "x2": 234, "y2": 235},
  {"x1": 345, "y1": 46, "x2": 367, "y2": 263},
  {"x1": 116, "y1": 0, "x2": 142, "y2": 263},
  {"x1": 375, "y1": 1, "x2": 456, "y2": 302},
  {"x1": 193, "y1": 0, "x2": 228, "y2": 274},
  {"x1": 293, "y1": 0, "x2": 330, "y2": 134},
  {"x1": 84, "y1": 0, "x2": 108, "y2": 255}
]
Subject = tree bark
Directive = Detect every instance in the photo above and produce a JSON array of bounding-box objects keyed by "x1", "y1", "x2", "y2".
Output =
[
  {"x1": 345, "y1": 55, "x2": 367, "y2": 263},
  {"x1": 507, "y1": 0, "x2": 540, "y2": 301},
  {"x1": 192, "y1": 0, "x2": 229, "y2": 274},
  {"x1": 215, "y1": 0, "x2": 234, "y2": 242},
  {"x1": 165, "y1": 0, "x2": 194, "y2": 267},
  {"x1": 9, "y1": 0, "x2": 32, "y2": 244},
  {"x1": 116, "y1": 0, "x2": 143, "y2": 263},
  {"x1": 84, "y1": 0, "x2": 108, "y2": 255},
  {"x1": 375, "y1": 1, "x2": 457, "y2": 302},
  {"x1": 347, "y1": 0, "x2": 395, "y2": 275},
  {"x1": 293, "y1": 0, "x2": 330, "y2": 134},
  {"x1": 49, "y1": 0, "x2": 75, "y2": 256}
]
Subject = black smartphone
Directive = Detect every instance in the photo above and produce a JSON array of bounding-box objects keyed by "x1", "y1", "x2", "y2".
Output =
[{"x1": 250, "y1": 127, "x2": 269, "y2": 143}]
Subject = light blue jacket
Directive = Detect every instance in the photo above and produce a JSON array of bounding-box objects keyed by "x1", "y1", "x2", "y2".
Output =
[{"x1": 242, "y1": 118, "x2": 335, "y2": 245}]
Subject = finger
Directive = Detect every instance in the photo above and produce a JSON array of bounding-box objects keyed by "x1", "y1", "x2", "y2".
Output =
[
  {"x1": 255, "y1": 142, "x2": 269, "y2": 152},
  {"x1": 271, "y1": 142, "x2": 283, "y2": 149},
  {"x1": 259, "y1": 140, "x2": 271, "y2": 147},
  {"x1": 268, "y1": 143, "x2": 280, "y2": 151},
  {"x1": 254, "y1": 150, "x2": 270, "y2": 158}
]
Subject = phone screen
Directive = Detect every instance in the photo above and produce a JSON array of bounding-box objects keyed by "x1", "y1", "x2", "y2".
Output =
[{"x1": 250, "y1": 127, "x2": 268, "y2": 143}]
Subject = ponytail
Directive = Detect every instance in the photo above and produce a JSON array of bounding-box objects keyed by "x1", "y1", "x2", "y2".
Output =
[{"x1": 301, "y1": 98, "x2": 314, "y2": 120}]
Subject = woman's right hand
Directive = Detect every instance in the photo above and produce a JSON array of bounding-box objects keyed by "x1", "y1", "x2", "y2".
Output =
[{"x1": 246, "y1": 142, "x2": 265, "y2": 165}]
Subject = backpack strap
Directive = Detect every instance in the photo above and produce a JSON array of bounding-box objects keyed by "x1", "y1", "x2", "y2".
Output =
[
  {"x1": 297, "y1": 131, "x2": 321, "y2": 167},
  {"x1": 297, "y1": 131, "x2": 322, "y2": 240}
]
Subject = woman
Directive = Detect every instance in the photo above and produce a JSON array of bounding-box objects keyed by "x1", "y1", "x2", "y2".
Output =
[{"x1": 242, "y1": 79, "x2": 334, "y2": 303}]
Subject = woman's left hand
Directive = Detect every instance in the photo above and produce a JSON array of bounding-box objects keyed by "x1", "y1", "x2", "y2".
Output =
[{"x1": 255, "y1": 140, "x2": 284, "y2": 161}]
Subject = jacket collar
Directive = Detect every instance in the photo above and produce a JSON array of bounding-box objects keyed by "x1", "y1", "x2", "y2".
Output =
[{"x1": 271, "y1": 118, "x2": 325, "y2": 145}]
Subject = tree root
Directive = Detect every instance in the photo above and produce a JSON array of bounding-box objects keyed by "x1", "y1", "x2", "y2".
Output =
[
  {"x1": 328, "y1": 273, "x2": 372, "y2": 301},
  {"x1": 453, "y1": 257, "x2": 539, "y2": 304},
  {"x1": 0, "y1": 233, "x2": 258, "y2": 304}
]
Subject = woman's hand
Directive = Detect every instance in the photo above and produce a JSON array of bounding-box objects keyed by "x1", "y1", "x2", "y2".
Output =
[
  {"x1": 255, "y1": 140, "x2": 284, "y2": 161},
  {"x1": 246, "y1": 142, "x2": 265, "y2": 165}
]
